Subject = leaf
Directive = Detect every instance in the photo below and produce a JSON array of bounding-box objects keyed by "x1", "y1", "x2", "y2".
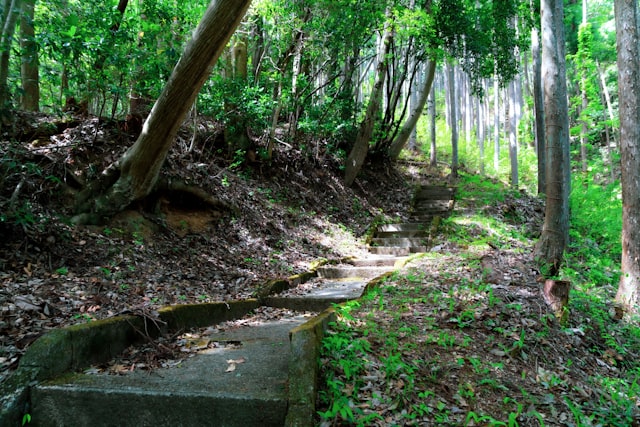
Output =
[{"x1": 225, "y1": 357, "x2": 245, "y2": 372}]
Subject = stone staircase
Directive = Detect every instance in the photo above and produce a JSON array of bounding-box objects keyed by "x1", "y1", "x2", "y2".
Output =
[
  {"x1": 3, "y1": 184, "x2": 456, "y2": 427},
  {"x1": 369, "y1": 185, "x2": 456, "y2": 255}
]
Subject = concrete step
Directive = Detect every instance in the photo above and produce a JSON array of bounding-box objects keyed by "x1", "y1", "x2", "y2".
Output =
[
  {"x1": 348, "y1": 256, "x2": 407, "y2": 267},
  {"x1": 375, "y1": 230, "x2": 429, "y2": 238},
  {"x1": 31, "y1": 316, "x2": 309, "y2": 427},
  {"x1": 377, "y1": 223, "x2": 430, "y2": 233},
  {"x1": 316, "y1": 265, "x2": 391, "y2": 279},
  {"x1": 265, "y1": 279, "x2": 369, "y2": 311},
  {"x1": 410, "y1": 213, "x2": 450, "y2": 222},
  {"x1": 368, "y1": 246, "x2": 427, "y2": 255},
  {"x1": 370, "y1": 237, "x2": 429, "y2": 248},
  {"x1": 415, "y1": 186, "x2": 456, "y2": 200},
  {"x1": 414, "y1": 199, "x2": 452, "y2": 207}
]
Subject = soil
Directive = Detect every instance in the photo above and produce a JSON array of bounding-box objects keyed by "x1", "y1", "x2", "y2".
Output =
[{"x1": 0, "y1": 112, "x2": 417, "y2": 382}]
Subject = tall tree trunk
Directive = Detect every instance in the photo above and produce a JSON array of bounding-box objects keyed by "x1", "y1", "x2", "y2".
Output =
[
  {"x1": 596, "y1": 61, "x2": 616, "y2": 183},
  {"x1": 344, "y1": 16, "x2": 393, "y2": 186},
  {"x1": 534, "y1": 0, "x2": 571, "y2": 278},
  {"x1": 0, "y1": 0, "x2": 21, "y2": 111},
  {"x1": 578, "y1": 0, "x2": 589, "y2": 173},
  {"x1": 532, "y1": 26, "x2": 546, "y2": 194},
  {"x1": 388, "y1": 60, "x2": 436, "y2": 159},
  {"x1": 225, "y1": 37, "x2": 250, "y2": 154},
  {"x1": 75, "y1": 0, "x2": 252, "y2": 221},
  {"x1": 447, "y1": 61, "x2": 458, "y2": 178},
  {"x1": 477, "y1": 82, "x2": 486, "y2": 175},
  {"x1": 429, "y1": 81, "x2": 437, "y2": 167},
  {"x1": 614, "y1": 0, "x2": 640, "y2": 313},
  {"x1": 493, "y1": 76, "x2": 500, "y2": 172},
  {"x1": 508, "y1": 81, "x2": 519, "y2": 187},
  {"x1": 19, "y1": 0, "x2": 38, "y2": 111}
]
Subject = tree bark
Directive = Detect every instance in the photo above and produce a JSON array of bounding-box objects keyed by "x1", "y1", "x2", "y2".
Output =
[
  {"x1": 532, "y1": 26, "x2": 546, "y2": 194},
  {"x1": 429, "y1": 81, "x2": 437, "y2": 167},
  {"x1": 614, "y1": 0, "x2": 640, "y2": 313},
  {"x1": 533, "y1": 0, "x2": 571, "y2": 278},
  {"x1": 508, "y1": 81, "x2": 519, "y2": 188},
  {"x1": 493, "y1": 76, "x2": 500, "y2": 172},
  {"x1": 19, "y1": 0, "x2": 38, "y2": 111},
  {"x1": 447, "y1": 62, "x2": 458, "y2": 178},
  {"x1": 388, "y1": 60, "x2": 436, "y2": 159},
  {"x1": 344, "y1": 16, "x2": 392, "y2": 186},
  {"x1": 75, "y1": 0, "x2": 252, "y2": 221},
  {"x1": 0, "y1": 0, "x2": 21, "y2": 111}
]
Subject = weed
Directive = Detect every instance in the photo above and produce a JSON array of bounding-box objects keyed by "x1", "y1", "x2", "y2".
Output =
[{"x1": 55, "y1": 266, "x2": 69, "y2": 276}]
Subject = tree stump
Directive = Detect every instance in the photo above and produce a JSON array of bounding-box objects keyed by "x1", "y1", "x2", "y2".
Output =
[{"x1": 542, "y1": 279, "x2": 570, "y2": 325}]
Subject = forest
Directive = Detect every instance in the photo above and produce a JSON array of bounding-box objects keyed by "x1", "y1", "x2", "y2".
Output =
[{"x1": 1, "y1": 0, "x2": 640, "y2": 425}]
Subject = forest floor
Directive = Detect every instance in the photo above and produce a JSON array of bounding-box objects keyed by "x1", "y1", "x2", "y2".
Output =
[{"x1": 1, "y1": 113, "x2": 639, "y2": 425}]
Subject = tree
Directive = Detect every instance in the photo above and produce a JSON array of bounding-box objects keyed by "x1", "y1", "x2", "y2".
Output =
[
  {"x1": 388, "y1": 61, "x2": 436, "y2": 159},
  {"x1": 614, "y1": 0, "x2": 640, "y2": 313},
  {"x1": 531, "y1": 24, "x2": 546, "y2": 194},
  {"x1": 19, "y1": 0, "x2": 38, "y2": 111},
  {"x1": 74, "y1": 0, "x2": 252, "y2": 222},
  {"x1": 0, "y1": 0, "x2": 21, "y2": 112},
  {"x1": 344, "y1": 12, "x2": 392, "y2": 187},
  {"x1": 446, "y1": 61, "x2": 459, "y2": 178},
  {"x1": 533, "y1": 0, "x2": 571, "y2": 277}
]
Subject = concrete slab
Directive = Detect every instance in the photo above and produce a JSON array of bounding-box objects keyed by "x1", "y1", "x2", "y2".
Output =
[
  {"x1": 377, "y1": 223, "x2": 430, "y2": 232},
  {"x1": 317, "y1": 265, "x2": 391, "y2": 279},
  {"x1": 31, "y1": 316, "x2": 308, "y2": 427},
  {"x1": 370, "y1": 237, "x2": 429, "y2": 247},
  {"x1": 348, "y1": 256, "x2": 407, "y2": 267}
]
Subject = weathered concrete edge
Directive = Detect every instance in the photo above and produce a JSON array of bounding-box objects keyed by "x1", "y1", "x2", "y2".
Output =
[
  {"x1": 253, "y1": 260, "x2": 327, "y2": 301},
  {"x1": 0, "y1": 299, "x2": 260, "y2": 425},
  {"x1": 285, "y1": 307, "x2": 336, "y2": 427},
  {"x1": 0, "y1": 261, "x2": 329, "y2": 425},
  {"x1": 284, "y1": 271, "x2": 395, "y2": 427}
]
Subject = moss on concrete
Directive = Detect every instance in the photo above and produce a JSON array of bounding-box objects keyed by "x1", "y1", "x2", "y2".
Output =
[
  {"x1": 286, "y1": 308, "x2": 336, "y2": 427},
  {"x1": 158, "y1": 299, "x2": 260, "y2": 330}
]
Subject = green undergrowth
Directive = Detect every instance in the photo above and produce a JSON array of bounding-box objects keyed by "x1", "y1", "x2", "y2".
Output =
[{"x1": 317, "y1": 172, "x2": 640, "y2": 426}]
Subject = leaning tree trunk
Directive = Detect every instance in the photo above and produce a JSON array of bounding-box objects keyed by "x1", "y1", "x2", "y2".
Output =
[
  {"x1": 75, "y1": 0, "x2": 252, "y2": 222},
  {"x1": 614, "y1": 0, "x2": 640, "y2": 314},
  {"x1": 344, "y1": 16, "x2": 393, "y2": 187},
  {"x1": 533, "y1": 0, "x2": 571, "y2": 278},
  {"x1": 388, "y1": 60, "x2": 436, "y2": 159}
]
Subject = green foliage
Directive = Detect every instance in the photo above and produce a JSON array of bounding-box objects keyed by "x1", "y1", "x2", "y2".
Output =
[{"x1": 564, "y1": 177, "x2": 621, "y2": 286}]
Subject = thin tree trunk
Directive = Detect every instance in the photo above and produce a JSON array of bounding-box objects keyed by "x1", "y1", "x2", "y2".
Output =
[
  {"x1": 0, "y1": 0, "x2": 20, "y2": 110},
  {"x1": 579, "y1": 0, "x2": 589, "y2": 173},
  {"x1": 596, "y1": 61, "x2": 616, "y2": 183},
  {"x1": 447, "y1": 62, "x2": 458, "y2": 178},
  {"x1": 345, "y1": 15, "x2": 393, "y2": 186},
  {"x1": 532, "y1": 26, "x2": 546, "y2": 194},
  {"x1": 508, "y1": 81, "x2": 519, "y2": 187},
  {"x1": 493, "y1": 76, "x2": 500, "y2": 172},
  {"x1": 429, "y1": 81, "x2": 437, "y2": 167},
  {"x1": 388, "y1": 60, "x2": 436, "y2": 159},
  {"x1": 614, "y1": 0, "x2": 640, "y2": 313}
]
